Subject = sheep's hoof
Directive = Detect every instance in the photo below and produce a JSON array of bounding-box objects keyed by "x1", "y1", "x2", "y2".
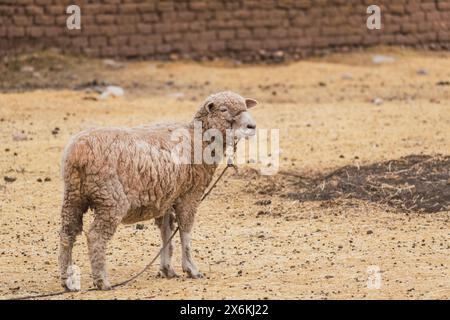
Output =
[
  {"x1": 61, "y1": 280, "x2": 80, "y2": 292},
  {"x1": 157, "y1": 267, "x2": 179, "y2": 279},
  {"x1": 186, "y1": 270, "x2": 203, "y2": 279},
  {"x1": 93, "y1": 279, "x2": 112, "y2": 291}
]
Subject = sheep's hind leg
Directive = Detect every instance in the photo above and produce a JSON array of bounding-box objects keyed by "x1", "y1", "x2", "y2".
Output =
[
  {"x1": 155, "y1": 211, "x2": 178, "y2": 278},
  {"x1": 59, "y1": 194, "x2": 85, "y2": 291},
  {"x1": 175, "y1": 197, "x2": 203, "y2": 279},
  {"x1": 87, "y1": 197, "x2": 129, "y2": 290}
]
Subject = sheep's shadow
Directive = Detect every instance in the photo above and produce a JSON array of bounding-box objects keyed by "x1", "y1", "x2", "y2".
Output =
[{"x1": 284, "y1": 154, "x2": 450, "y2": 213}]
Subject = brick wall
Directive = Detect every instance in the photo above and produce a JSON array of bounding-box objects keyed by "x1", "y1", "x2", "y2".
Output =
[{"x1": 1, "y1": 0, "x2": 449, "y2": 61}]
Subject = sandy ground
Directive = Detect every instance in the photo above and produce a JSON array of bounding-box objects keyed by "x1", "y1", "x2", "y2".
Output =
[{"x1": 0, "y1": 47, "x2": 449, "y2": 299}]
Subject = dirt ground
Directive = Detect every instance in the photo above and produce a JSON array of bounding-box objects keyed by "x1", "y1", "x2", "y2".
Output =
[{"x1": 0, "y1": 47, "x2": 449, "y2": 300}]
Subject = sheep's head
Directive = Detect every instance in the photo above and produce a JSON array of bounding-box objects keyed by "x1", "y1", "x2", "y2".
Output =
[{"x1": 195, "y1": 91, "x2": 258, "y2": 140}]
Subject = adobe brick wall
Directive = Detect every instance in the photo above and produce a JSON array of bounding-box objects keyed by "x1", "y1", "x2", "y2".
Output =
[{"x1": 1, "y1": 0, "x2": 449, "y2": 61}]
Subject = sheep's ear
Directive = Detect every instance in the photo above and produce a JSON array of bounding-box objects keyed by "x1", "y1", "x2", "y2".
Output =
[
  {"x1": 245, "y1": 98, "x2": 258, "y2": 109},
  {"x1": 205, "y1": 102, "x2": 215, "y2": 113}
]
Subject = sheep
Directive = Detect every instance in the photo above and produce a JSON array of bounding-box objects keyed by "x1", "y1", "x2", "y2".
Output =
[{"x1": 59, "y1": 91, "x2": 258, "y2": 290}]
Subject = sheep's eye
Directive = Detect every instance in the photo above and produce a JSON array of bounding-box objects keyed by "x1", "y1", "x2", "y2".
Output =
[{"x1": 220, "y1": 108, "x2": 228, "y2": 113}]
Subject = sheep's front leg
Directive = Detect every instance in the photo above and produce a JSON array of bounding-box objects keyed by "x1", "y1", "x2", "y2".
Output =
[
  {"x1": 87, "y1": 196, "x2": 129, "y2": 290},
  {"x1": 175, "y1": 196, "x2": 203, "y2": 279},
  {"x1": 180, "y1": 230, "x2": 203, "y2": 278},
  {"x1": 155, "y1": 212, "x2": 178, "y2": 278}
]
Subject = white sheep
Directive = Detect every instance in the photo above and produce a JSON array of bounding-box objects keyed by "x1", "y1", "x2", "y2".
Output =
[{"x1": 59, "y1": 91, "x2": 258, "y2": 290}]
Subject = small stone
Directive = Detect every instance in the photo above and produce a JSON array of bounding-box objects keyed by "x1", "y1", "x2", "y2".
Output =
[
  {"x1": 341, "y1": 73, "x2": 353, "y2": 80},
  {"x1": 12, "y1": 132, "x2": 28, "y2": 141},
  {"x1": 372, "y1": 55, "x2": 395, "y2": 64},
  {"x1": 416, "y1": 68, "x2": 428, "y2": 76},
  {"x1": 4, "y1": 176, "x2": 16, "y2": 183},
  {"x1": 436, "y1": 81, "x2": 450, "y2": 86},
  {"x1": 372, "y1": 97, "x2": 384, "y2": 105}
]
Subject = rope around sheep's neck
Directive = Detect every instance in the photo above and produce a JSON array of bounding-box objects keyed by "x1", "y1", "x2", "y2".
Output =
[{"x1": 9, "y1": 141, "x2": 240, "y2": 300}]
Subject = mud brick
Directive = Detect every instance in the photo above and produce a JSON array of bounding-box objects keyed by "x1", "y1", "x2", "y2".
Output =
[
  {"x1": 190, "y1": 41, "x2": 208, "y2": 52},
  {"x1": 438, "y1": 31, "x2": 450, "y2": 41},
  {"x1": 237, "y1": 29, "x2": 252, "y2": 39},
  {"x1": 99, "y1": 25, "x2": 119, "y2": 36},
  {"x1": 437, "y1": 2, "x2": 450, "y2": 11},
  {"x1": 96, "y1": 15, "x2": 115, "y2": 24},
  {"x1": 394, "y1": 34, "x2": 413, "y2": 44},
  {"x1": 34, "y1": 0, "x2": 52, "y2": 5},
  {"x1": 162, "y1": 12, "x2": 177, "y2": 21},
  {"x1": 156, "y1": 1, "x2": 174, "y2": 11},
  {"x1": 71, "y1": 36, "x2": 88, "y2": 48},
  {"x1": 198, "y1": 30, "x2": 216, "y2": 41},
  {"x1": 227, "y1": 40, "x2": 244, "y2": 50},
  {"x1": 13, "y1": 16, "x2": 32, "y2": 26},
  {"x1": 195, "y1": 11, "x2": 214, "y2": 20},
  {"x1": 108, "y1": 35, "x2": 129, "y2": 46},
  {"x1": 25, "y1": 5, "x2": 44, "y2": 15},
  {"x1": 388, "y1": 3, "x2": 405, "y2": 14},
  {"x1": 362, "y1": 34, "x2": 380, "y2": 45},
  {"x1": 101, "y1": 46, "x2": 118, "y2": 57},
  {"x1": 243, "y1": 39, "x2": 261, "y2": 50},
  {"x1": 154, "y1": 22, "x2": 172, "y2": 33},
  {"x1": 129, "y1": 35, "x2": 147, "y2": 46},
  {"x1": 142, "y1": 13, "x2": 159, "y2": 23},
  {"x1": 218, "y1": 29, "x2": 235, "y2": 40},
  {"x1": 116, "y1": 15, "x2": 140, "y2": 24},
  {"x1": 171, "y1": 42, "x2": 189, "y2": 51},
  {"x1": 416, "y1": 32, "x2": 437, "y2": 42},
  {"x1": 119, "y1": 4, "x2": 139, "y2": 14},
  {"x1": 85, "y1": 4, "x2": 102, "y2": 14},
  {"x1": 177, "y1": 11, "x2": 195, "y2": 20},
  {"x1": 291, "y1": 14, "x2": 310, "y2": 27},
  {"x1": 277, "y1": 38, "x2": 290, "y2": 49},
  {"x1": 35, "y1": 15, "x2": 55, "y2": 25},
  {"x1": 45, "y1": 5, "x2": 65, "y2": 15},
  {"x1": 0, "y1": 5, "x2": 14, "y2": 15},
  {"x1": 410, "y1": 11, "x2": 426, "y2": 22},
  {"x1": 288, "y1": 28, "x2": 303, "y2": 38},
  {"x1": 401, "y1": 23, "x2": 417, "y2": 33},
  {"x1": 83, "y1": 25, "x2": 102, "y2": 36},
  {"x1": 0, "y1": 27, "x2": 5, "y2": 37},
  {"x1": 426, "y1": 11, "x2": 441, "y2": 22},
  {"x1": 184, "y1": 32, "x2": 199, "y2": 42},
  {"x1": 270, "y1": 28, "x2": 288, "y2": 38},
  {"x1": 44, "y1": 26, "x2": 62, "y2": 37},
  {"x1": 138, "y1": 45, "x2": 155, "y2": 55},
  {"x1": 209, "y1": 40, "x2": 226, "y2": 52},
  {"x1": 379, "y1": 33, "x2": 396, "y2": 44},
  {"x1": 190, "y1": 1, "x2": 208, "y2": 11},
  {"x1": 234, "y1": 9, "x2": 252, "y2": 19},
  {"x1": 90, "y1": 36, "x2": 108, "y2": 47},
  {"x1": 189, "y1": 21, "x2": 206, "y2": 31},
  {"x1": 8, "y1": 27, "x2": 25, "y2": 37},
  {"x1": 164, "y1": 33, "x2": 182, "y2": 42},
  {"x1": 26, "y1": 26, "x2": 42, "y2": 37},
  {"x1": 253, "y1": 27, "x2": 269, "y2": 38},
  {"x1": 418, "y1": 22, "x2": 434, "y2": 32},
  {"x1": 100, "y1": 4, "x2": 118, "y2": 14},
  {"x1": 136, "y1": 23, "x2": 152, "y2": 33},
  {"x1": 155, "y1": 44, "x2": 173, "y2": 54},
  {"x1": 171, "y1": 22, "x2": 189, "y2": 32},
  {"x1": 421, "y1": 2, "x2": 437, "y2": 11}
]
